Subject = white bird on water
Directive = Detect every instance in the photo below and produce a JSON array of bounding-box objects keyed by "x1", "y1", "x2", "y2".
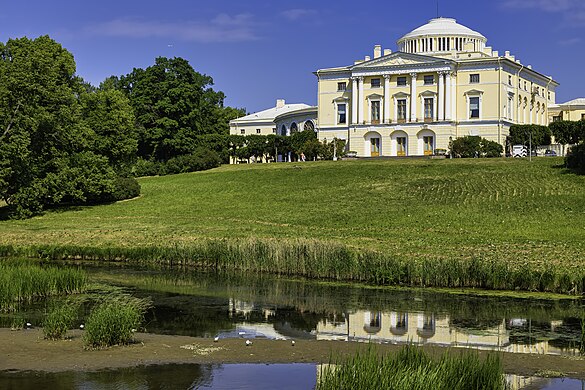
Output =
[
  {"x1": 26, "y1": 322, "x2": 32, "y2": 328},
  {"x1": 291, "y1": 340, "x2": 295, "y2": 346},
  {"x1": 214, "y1": 336, "x2": 219, "y2": 342},
  {"x1": 245, "y1": 339, "x2": 252, "y2": 347},
  {"x1": 79, "y1": 324, "x2": 85, "y2": 330}
]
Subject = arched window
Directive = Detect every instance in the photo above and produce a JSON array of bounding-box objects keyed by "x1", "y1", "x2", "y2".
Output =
[
  {"x1": 290, "y1": 122, "x2": 298, "y2": 134},
  {"x1": 280, "y1": 125, "x2": 287, "y2": 136},
  {"x1": 303, "y1": 120, "x2": 315, "y2": 132}
]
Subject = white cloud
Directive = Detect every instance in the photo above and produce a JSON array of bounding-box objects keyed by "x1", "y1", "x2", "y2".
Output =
[
  {"x1": 559, "y1": 37, "x2": 581, "y2": 45},
  {"x1": 501, "y1": 0, "x2": 585, "y2": 25},
  {"x1": 86, "y1": 14, "x2": 259, "y2": 43},
  {"x1": 281, "y1": 9, "x2": 317, "y2": 21}
]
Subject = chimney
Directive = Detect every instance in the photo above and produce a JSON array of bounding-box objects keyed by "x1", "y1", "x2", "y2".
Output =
[
  {"x1": 374, "y1": 45, "x2": 382, "y2": 58},
  {"x1": 276, "y1": 99, "x2": 285, "y2": 108},
  {"x1": 527, "y1": 65, "x2": 532, "y2": 69},
  {"x1": 492, "y1": 50, "x2": 499, "y2": 57},
  {"x1": 364, "y1": 55, "x2": 371, "y2": 61},
  {"x1": 505, "y1": 51, "x2": 511, "y2": 57},
  {"x1": 384, "y1": 48, "x2": 392, "y2": 56}
]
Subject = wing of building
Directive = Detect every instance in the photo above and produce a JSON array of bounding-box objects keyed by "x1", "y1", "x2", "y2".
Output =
[
  {"x1": 315, "y1": 17, "x2": 559, "y2": 157},
  {"x1": 229, "y1": 99, "x2": 312, "y2": 136}
]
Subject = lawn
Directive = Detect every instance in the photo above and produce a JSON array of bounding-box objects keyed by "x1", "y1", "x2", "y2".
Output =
[{"x1": 1, "y1": 157, "x2": 584, "y2": 270}]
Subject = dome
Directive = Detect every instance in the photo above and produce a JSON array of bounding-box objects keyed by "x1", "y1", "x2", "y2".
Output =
[{"x1": 397, "y1": 18, "x2": 487, "y2": 54}]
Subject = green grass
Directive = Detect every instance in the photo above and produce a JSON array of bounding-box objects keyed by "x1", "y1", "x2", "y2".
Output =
[
  {"x1": 43, "y1": 301, "x2": 78, "y2": 340},
  {"x1": 0, "y1": 158, "x2": 584, "y2": 293},
  {"x1": 0, "y1": 260, "x2": 87, "y2": 311},
  {"x1": 317, "y1": 344, "x2": 506, "y2": 390}
]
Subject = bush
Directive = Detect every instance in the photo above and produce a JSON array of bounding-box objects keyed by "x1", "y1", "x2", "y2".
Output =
[
  {"x1": 451, "y1": 136, "x2": 502, "y2": 158},
  {"x1": 566, "y1": 143, "x2": 585, "y2": 174},
  {"x1": 110, "y1": 176, "x2": 141, "y2": 201},
  {"x1": 83, "y1": 295, "x2": 150, "y2": 348},
  {"x1": 165, "y1": 148, "x2": 222, "y2": 174},
  {"x1": 43, "y1": 302, "x2": 77, "y2": 340},
  {"x1": 133, "y1": 159, "x2": 167, "y2": 177}
]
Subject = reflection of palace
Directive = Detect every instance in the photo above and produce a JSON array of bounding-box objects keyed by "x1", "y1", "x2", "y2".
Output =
[{"x1": 316, "y1": 310, "x2": 580, "y2": 356}]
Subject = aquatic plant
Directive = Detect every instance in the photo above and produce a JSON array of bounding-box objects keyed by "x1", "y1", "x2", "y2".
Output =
[
  {"x1": 0, "y1": 260, "x2": 87, "y2": 312},
  {"x1": 83, "y1": 294, "x2": 151, "y2": 348},
  {"x1": 316, "y1": 344, "x2": 506, "y2": 390},
  {"x1": 43, "y1": 301, "x2": 78, "y2": 340}
]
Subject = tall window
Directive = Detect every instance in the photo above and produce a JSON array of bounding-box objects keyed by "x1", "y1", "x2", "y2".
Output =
[
  {"x1": 423, "y1": 136, "x2": 434, "y2": 155},
  {"x1": 371, "y1": 78, "x2": 381, "y2": 88},
  {"x1": 397, "y1": 76, "x2": 407, "y2": 86},
  {"x1": 397, "y1": 137, "x2": 407, "y2": 156},
  {"x1": 337, "y1": 103, "x2": 346, "y2": 124},
  {"x1": 240, "y1": 129, "x2": 245, "y2": 134},
  {"x1": 397, "y1": 99, "x2": 407, "y2": 121},
  {"x1": 256, "y1": 129, "x2": 261, "y2": 134},
  {"x1": 337, "y1": 82, "x2": 347, "y2": 91},
  {"x1": 508, "y1": 96, "x2": 513, "y2": 119},
  {"x1": 508, "y1": 75, "x2": 512, "y2": 85},
  {"x1": 424, "y1": 75, "x2": 434, "y2": 85},
  {"x1": 424, "y1": 98, "x2": 434, "y2": 120},
  {"x1": 371, "y1": 101, "x2": 380, "y2": 124},
  {"x1": 470, "y1": 74, "x2": 480, "y2": 84},
  {"x1": 290, "y1": 122, "x2": 298, "y2": 134},
  {"x1": 469, "y1": 96, "x2": 480, "y2": 119},
  {"x1": 303, "y1": 121, "x2": 315, "y2": 132}
]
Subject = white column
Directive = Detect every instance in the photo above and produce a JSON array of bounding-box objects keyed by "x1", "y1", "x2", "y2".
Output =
[
  {"x1": 438, "y1": 72, "x2": 445, "y2": 121},
  {"x1": 410, "y1": 73, "x2": 417, "y2": 122},
  {"x1": 358, "y1": 77, "x2": 364, "y2": 125},
  {"x1": 445, "y1": 72, "x2": 452, "y2": 121},
  {"x1": 351, "y1": 77, "x2": 358, "y2": 125},
  {"x1": 383, "y1": 75, "x2": 390, "y2": 123}
]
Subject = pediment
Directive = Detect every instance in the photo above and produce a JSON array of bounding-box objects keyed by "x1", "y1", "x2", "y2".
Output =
[{"x1": 351, "y1": 52, "x2": 451, "y2": 70}]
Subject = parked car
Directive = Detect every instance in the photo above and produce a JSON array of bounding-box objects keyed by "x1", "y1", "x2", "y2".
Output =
[{"x1": 544, "y1": 150, "x2": 557, "y2": 157}]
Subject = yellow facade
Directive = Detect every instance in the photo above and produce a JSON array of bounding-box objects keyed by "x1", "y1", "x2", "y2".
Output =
[
  {"x1": 548, "y1": 98, "x2": 585, "y2": 123},
  {"x1": 315, "y1": 18, "x2": 559, "y2": 157}
]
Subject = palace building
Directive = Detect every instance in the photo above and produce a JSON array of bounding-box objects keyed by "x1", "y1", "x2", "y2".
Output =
[
  {"x1": 315, "y1": 17, "x2": 559, "y2": 157},
  {"x1": 231, "y1": 17, "x2": 568, "y2": 159}
]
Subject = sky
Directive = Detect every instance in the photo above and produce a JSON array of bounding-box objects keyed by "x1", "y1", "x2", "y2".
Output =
[{"x1": 1, "y1": 0, "x2": 584, "y2": 114}]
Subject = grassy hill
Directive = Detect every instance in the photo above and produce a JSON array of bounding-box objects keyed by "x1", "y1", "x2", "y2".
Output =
[{"x1": 1, "y1": 157, "x2": 584, "y2": 291}]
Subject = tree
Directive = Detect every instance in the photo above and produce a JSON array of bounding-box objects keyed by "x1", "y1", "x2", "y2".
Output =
[
  {"x1": 450, "y1": 136, "x2": 503, "y2": 158},
  {"x1": 116, "y1": 57, "x2": 232, "y2": 162},
  {"x1": 81, "y1": 89, "x2": 138, "y2": 174},
  {"x1": 508, "y1": 125, "x2": 551, "y2": 149},
  {"x1": 0, "y1": 36, "x2": 138, "y2": 218}
]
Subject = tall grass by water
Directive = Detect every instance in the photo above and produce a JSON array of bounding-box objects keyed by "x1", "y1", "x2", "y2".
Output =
[
  {"x1": 43, "y1": 301, "x2": 78, "y2": 340},
  {"x1": 317, "y1": 344, "x2": 506, "y2": 390},
  {"x1": 83, "y1": 294, "x2": 151, "y2": 349},
  {"x1": 0, "y1": 260, "x2": 87, "y2": 312},
  {"x1": 3, "y1": 239, "x2": 584, "y2": 295}
]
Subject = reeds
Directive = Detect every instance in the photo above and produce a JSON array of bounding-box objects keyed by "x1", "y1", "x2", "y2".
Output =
[
  {"x1": 2, "y1": 239, "x2": 584, "y2": 295},
  {"x1": 317, "y1": 344, "x2": 506, "y2": 390},
  {"x1": 43, "y1": 301, "x2": 78, "y2": 340},
  {"x1": 83, "y1": 294, "x2": 151, "y2": 348},
  {"x1": 0, "y1": 260, "x2": 87, "y2": 312}
]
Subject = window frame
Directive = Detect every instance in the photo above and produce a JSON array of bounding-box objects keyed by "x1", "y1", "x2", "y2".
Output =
[
  {"x1": 469, "y1": 74, "x2": 480, "y2": 84},
  {"x1": 396, "y1": 76, "x2": 407, "y2": 87},
  {"x1": 469, "y1": 96, "x2": 480, "y2": 119},
  {"x1": 370, "y1": 78, "x2": 381, "y2": 88},
  {"x1": 337, "y1": 82, "x2": 347, "y2": 92},
  {"x1": 423, "y1": 75, "x2": 434, "y2": 85},
  {"x1": 337, "y1": 102, "x2": 347, "y2": 125}
]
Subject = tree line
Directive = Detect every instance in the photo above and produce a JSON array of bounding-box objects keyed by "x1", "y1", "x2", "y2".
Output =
[{"x1": 0, "y1": 36, "x2": 244, "y2": 218}]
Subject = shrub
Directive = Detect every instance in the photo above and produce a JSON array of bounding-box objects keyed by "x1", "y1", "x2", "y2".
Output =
[
  {"x1": 566, "y1": 143, "x2": 585, "y2": 174},
  {"x1": 451, "y1": 136, "x2": 502, "y2": 158},
  {"x1": 83, "y1": 295, "x2": 150, "y2": 348},
  {"x1": 43, "y1": 302, "x2": 78, "y2": 340},
  {"x1": 165, "y1": 148, "x2": 222, "y2": 174},
  {"x1": 133, "y1": 158, "x2": 166, "y2": 177},
  {"x1": 110, "y1": 176, "x2": 141, "y2": 201}
]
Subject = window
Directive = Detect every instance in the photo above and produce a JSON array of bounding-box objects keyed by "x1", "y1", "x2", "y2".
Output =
[
  {"x1": 397, "y1": 137, "x2": 407, "y2": 156},
  {"x1": 290, "y1": 122, "x2": 298, "y2": 134},
  {"x1": 272, "y1": 128, "x2": 276, "y2": 133},
  {"x1": 552, "y1": 115, "x2": 562, "y2": 122},
  {"x1": 337, "y1": 82, "x2": 347, "y2": 92},
  {"x1": 424, "y1": 75, "x2": 434, "y2": 85},
  {"x1": 397, "y1": 76, "x2": 407, "y2": 86},
  {"x1": 337, "y1": 103, "x2": 347, "y2": 124},
  {"x1": 508, "y1": 75, "x2": 512, "y2": 85},
  {"x1": 256, "y1": 129, "x2": 261, "y2": 134},
  {"x1": 280, "y1": 125, "x2": 287, "y2": 136},
  {"x1": 548, "y1": 91, "x2": 551, "y2": 100},
  {"x1": 524, "y1": 81, "x2": 527, "y2": 91},
  {"x1": 424, "y1": 98, "x2": 434, "y2": 120},
  {"x1": 469, "y1": 96, "x2": 480, "y2": 118},
  {"x1": 371, "y1": 101, "x2": 380, "y2": 123},
  {"x1": 470, "y1": 74, "x2": 480, "y2": 84},
  {"x1": 397, "y1": 99, "x2": 407, "y2": 121},
  {"x1": 371, "y1": 78, "x2": 381, "y2": 88},
  {"x1": 423, "y1": 136, "x2": 434, "y2": 155},
  {"x1": 240, "y1": 129, "x2": 245, "y2": 135},
  {"x1": 582, "y1": 114, "x2": 585, "y2": 120},
  {"x1": 303, "y1": 121, "x2": 315, "y2": 132}
]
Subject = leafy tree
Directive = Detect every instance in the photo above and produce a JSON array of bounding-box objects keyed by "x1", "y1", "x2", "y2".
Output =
[
  {"x1": 549, "y1": 120, "x2": 585, "y2": 145},
  {"x1": 81, "y1": 89, "x2": 138, "y2": 174},
  {"x1": 566, "y1": 143, "x2": 585, "y2": 174},
  {"x1": 116, "y1": 57, "x2": 234, "y2": 162},
  {"x1": 508, "y1": 125, "x2": 551, "y2": 149},
  {"x1": 450, "y1": 136, "x2": 502, "y2": 158}
]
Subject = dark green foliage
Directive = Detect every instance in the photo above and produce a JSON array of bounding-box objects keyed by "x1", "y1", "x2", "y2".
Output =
[
  {"x1": 566, "y1": 143, "x2": 585, "y2": 174},
  {"x1": 110, "y1": 176, "x2": 141, "y2": 201},
  {"x1": 83, "y1": 295, "x2": 150, "y2": 348},
  {"x1": 165, "y1": 148, "x2": 221, "y2": 174},
  {"x1": 509, "y1": 125, "x2": 552, "y2": 148},
  {"x1": 43, "y1": 301, "x2": 78, "y2": 340},
  {"x1": 317, "y1": 345, "x2": 506, "y2": 390},
  {"x1": 116, "y1": 57, "x2": 243, "y2": 162},
  {"x1": 450, "y1": 136, "x2": 503, "y2": 158},
  {"x1": 549, "y1": 120, "x2": 585, "y2": 145}
]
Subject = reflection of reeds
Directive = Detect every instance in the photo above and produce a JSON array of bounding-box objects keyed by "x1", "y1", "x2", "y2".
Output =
[
  {"x1": 0, "y1": 260, "x2": 87, "y2": 312},
  {"x1": 3, "y1": 239, "x2": 585, "y2": 295},
  {"x1": 317, "y1": 344, "x2": 506, "y2": 390}
]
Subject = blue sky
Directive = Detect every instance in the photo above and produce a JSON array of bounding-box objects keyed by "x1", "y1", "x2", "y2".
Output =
[{"x1": 1, "y1": 0, "x2": 584, "y2": 113}]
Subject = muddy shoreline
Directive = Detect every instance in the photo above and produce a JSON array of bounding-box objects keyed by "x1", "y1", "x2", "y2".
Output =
[{"x1": 1, "y1": 329, "x2": 583, "y2": 379}]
